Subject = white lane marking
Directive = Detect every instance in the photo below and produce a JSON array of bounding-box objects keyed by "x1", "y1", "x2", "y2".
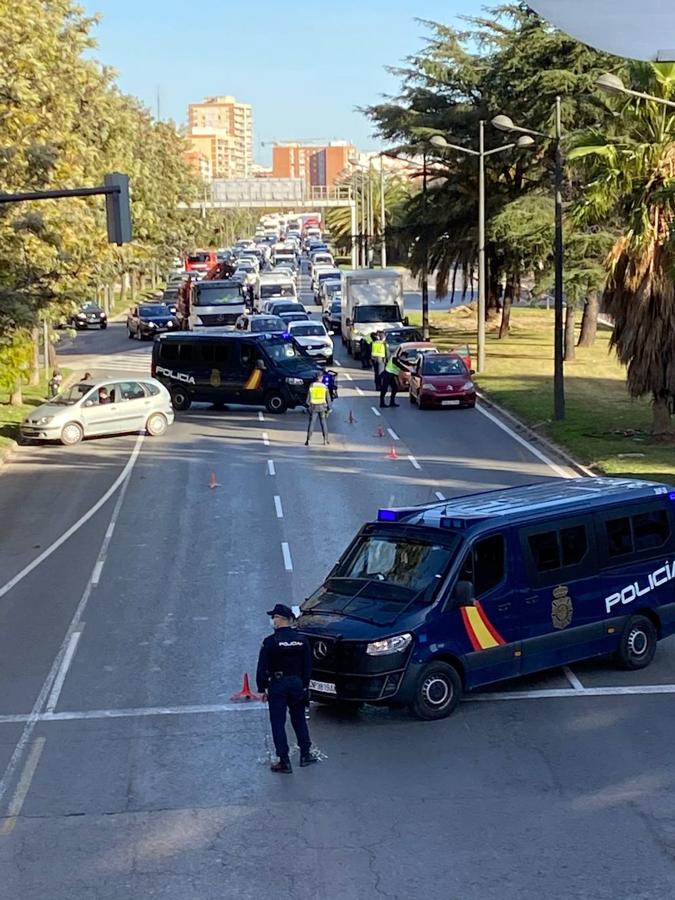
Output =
[
  {"x1": 0, "y1": 433, "x2": 145, "y2": 600},
  {"x1": 356, "y1": 386, "x2": 365, "y2": 396},
  {"x1": 45, "y1": 631, "x2": 83, "y2": 714},
  {"x1": 344, "y1": 373, "x2": 353, "y2": 381},
  {"x1": 334, "y1": 360, "x2": 342, "y2": 367},
  {"x1": 563, "y1": 666, "x2": 585, "y2": 691},
  {"x1": 408, "y1": 455, "x2": 421, "y2": 470},
  {"x1": 91, "y1": 560, "x2": 104, "y2": 586},
  {"x1": 267, "y1": 460, "x2": 276, "y2": 476},
  {"x1": 258, "y1": 411, "x2": 265, "y2": 421},
  {"x1": 274, "y1": 495, "x2": 284, "y2": 519},
  {"x1": 387, "y1": 428, "x2": 400, "y2": 442},
  {"x1": 262, "y1": 432, "x2": 270, "y2": 446},
  {"x1": 371, "y1": 406, "x2": 381, "y2": 417},
  {"x1": 0, "y1": 441, "x2": 140, "y2": 811},
  {"x1": 475, "y1": 404, "x2": 571, "y2": 479},
  {"x1": 434, "y1": 491, "x2": 446, "y2": 501},
  {"x1": 44, "y1": 703, "x2": 265, "y2": 722},
  {"x1": 0, "y1": 737, "x2": 46, "y2": 835},
  {"x1": 281, "y1": 542, "x2": 293, "y2": 571}
]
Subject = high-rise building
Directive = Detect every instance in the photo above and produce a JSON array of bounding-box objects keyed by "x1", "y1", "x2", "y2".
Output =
[
  {"x1": 186, "y1": 96, "x2": 253, "y2": 180},
  {"x1": 271, "y1": 141, "x2": 355, "y2": 187}
]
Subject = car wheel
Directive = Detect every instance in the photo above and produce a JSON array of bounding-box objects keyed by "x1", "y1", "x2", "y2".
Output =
[
  {"x1": 60, "y1": 422, "x2": 84, "y2": 446},
  {"x1": 265, "y1": 391, "x2": 287, "y2": 414},
  {"x1": 327, "y1": 356, "x2": 334, "y2": 365},
  {"x1": 127, "y1": 327, "x2": 134, "y2": 340},
  {"x1": 409, "y1": 391, "x2": 416, "y2": 405},
  {"x1": 617, "y1": 615, "x2": 657, "y2": 670},
  {"x1": 146, "y1": 412, "x2": 168, "y2": 437},
  {"x1": 409, "y1": 662, "x2": 462, "y2": 720},
  {"x1": 171, "y1": 388, "x2": 192, "y2": 411},
  {"x1": 100, "y1": 323, "x2": 107, "y2": 330}
]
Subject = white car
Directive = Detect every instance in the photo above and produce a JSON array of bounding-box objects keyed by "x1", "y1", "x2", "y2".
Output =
[
  {"x1": 20, "y1": 377, "x2": 174, "y2": 445},
  {"x1": 288, "y1": 320, "x2": 334, "y2": 364}
]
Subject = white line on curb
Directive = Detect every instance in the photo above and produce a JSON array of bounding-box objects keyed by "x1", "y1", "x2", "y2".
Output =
[{"x1": 281, "y1": 542, "x2": 293, "y2": 571}]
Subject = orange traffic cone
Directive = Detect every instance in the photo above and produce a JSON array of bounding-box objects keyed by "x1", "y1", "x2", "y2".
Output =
[
  {"x1": 374, "y1": 425, "x2": 385, "y2": 438},
  {"x1": 386, "y1": 445, "x2": 399, "y2": 460},
  {"x1": 209, "y1": 472, "x2": 219, "y2": 489},
  {"x1": 230, "y1": 672, "x2": 263, "y2": 702}
]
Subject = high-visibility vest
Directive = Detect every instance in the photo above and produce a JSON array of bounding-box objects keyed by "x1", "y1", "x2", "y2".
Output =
[
  {"x1": 309, "y1": 382, "x2": 328, "y2": 404},
  {"x1": 385, "y1": 358, "x2": 399, "y2": 376},
  {"x1": 371, "y1": 340, "x2": 386, "y2": 358},
  {"x1": 362, "y1": 333, "x2": 373, "y2": 345}
]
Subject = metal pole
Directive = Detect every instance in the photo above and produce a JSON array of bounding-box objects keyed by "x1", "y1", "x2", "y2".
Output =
[
  {"x1": 553, "y1": 96, "x2": 565, "y2": 420},
  {"x1": 43, "y1": 318, "x2": 50, "y2": 384},
  {"x1": 421, "y1": 151, "x2": 429, "y2": 341},
  {"x1": 350, "y1": 199, "x2": 358, "y2": 268},
  {"x1": 360, "y1": 174, "x2": 366, "y2": 267},
  {"x1": 477, "y1": 120, "x2": 487, "y2": 374},
  {"x1": 368, "y1": 161, "x2": 374, "y2": 267},
  {"x1": 380, "y1": 154, "x2": 387, "y2": 268}
]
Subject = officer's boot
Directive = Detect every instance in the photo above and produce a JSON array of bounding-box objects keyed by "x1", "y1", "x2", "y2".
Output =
[
  {"x1": 300, "y1": 751, "x2": 317, "y2": 767},
  {"x1": 270, "y1": 758, "x2": 293, "y2": 774}
]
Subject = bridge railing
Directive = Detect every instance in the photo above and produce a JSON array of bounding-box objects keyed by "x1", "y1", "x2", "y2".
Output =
[{"x1": 206, "y1": 179, "x2": 353, "y2": 206}]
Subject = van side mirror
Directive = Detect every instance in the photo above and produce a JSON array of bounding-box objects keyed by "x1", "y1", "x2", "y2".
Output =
[
  {"x1": 256, "y1": 359, "x2": 266, "y2": 370},
  {"x1": 346, "y1": 318, "x2": 352, "y2": 327},
  {"x1": 470, "y1": 368, "x2": 476, "y2": 376},
  {"x1": 453, "y1": 580, "x2": 476, "y2": 607}
]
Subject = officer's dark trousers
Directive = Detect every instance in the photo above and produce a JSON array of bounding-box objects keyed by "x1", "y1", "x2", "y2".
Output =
[
  {"x1": 380, "y1": 372, "x2": 398, "y2": 407},
  {"x1": 360, "y1": 344, "x2": 372, "y2": 369},
  {"x1": 268, "y1": 676, "x2": 311, "y2": 761},
  {"x1": 372, "y1": 359, "x2": 385, "y2": 390}
]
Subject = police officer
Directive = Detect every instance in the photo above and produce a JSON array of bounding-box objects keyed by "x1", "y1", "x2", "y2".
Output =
[
  {"x1": 380, "y1": 352, "x2": 409, "y2": 408},
  {"x1": 359, "y1": 331, "x2": 373, "y2": 369},
  {"x1": 305, "y1": 371, "x2": 331, "y2": 446},
  {"x1": 370, "y1": 332, "x2": 386, "y2": 390},
  {"x1": 256, "y1": 604, "x2": 316, "y2": 774}
]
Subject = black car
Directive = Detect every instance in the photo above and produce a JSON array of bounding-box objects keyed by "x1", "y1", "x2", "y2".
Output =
[
  {"x1": 322, "y1": 299, "x2": 342, "y2": 334},
  {"x1": 71, "y1": 302, "x2": 107, "y2": 330},
  {"x1": 127, "y1": 304, "x2": 179, "y2": 341},
  {"x1": 382, "y1": 326, "x2": 424, "y2": 350}
]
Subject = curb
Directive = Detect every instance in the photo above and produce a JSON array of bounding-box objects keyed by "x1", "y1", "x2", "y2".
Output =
[{"x1": 476, "y1": 388, "x2": 596, "y2": 478}]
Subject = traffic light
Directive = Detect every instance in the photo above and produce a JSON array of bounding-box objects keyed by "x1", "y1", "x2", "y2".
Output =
[{"x1": 104, "y1": 172, "x2": 132, "y2": 245}]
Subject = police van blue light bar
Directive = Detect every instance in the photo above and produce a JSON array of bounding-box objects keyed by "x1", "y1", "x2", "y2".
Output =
[
  {"x1": 377, "y1": 509, "x2": 403, "y2": 522},
  {"x1": 669, "y1": 491, "x2": 675, "y2": 501}
]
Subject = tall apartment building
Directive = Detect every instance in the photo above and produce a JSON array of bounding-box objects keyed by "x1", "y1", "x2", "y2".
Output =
[
  {"x1": 272, "y1": 141, "x2": 355, "y2": 188},
  {"x1": 186, "y1": 96, "x2": 253, "y2": 180}
]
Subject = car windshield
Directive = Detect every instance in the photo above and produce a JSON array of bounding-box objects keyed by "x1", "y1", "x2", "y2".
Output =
[
  {"x1": 424, "y1": 356, "x2": 467, "y2": 375},
  {"x1": 353, "y1": 305, "x2": 402, "y2": 323},
  {"x1": 291, "y1": 324, "x2": 325, "y2": 336},
  {"x1": 272, "y1": 303, "x2": 303, "y2": 314},
  {"x1": 281, "y1": 313, "x2": 308, "y2": 323},
  {"x1": 386, "y1": 330, "x2": 422, "y2": 344},
  {"x1": 330, "y1": 302, "x2": 341, "y2": 313},
  {"x1": 81, "y1": 302, "x2": 100, "y2": 311},
  {"x1": 139, "y1": 305, "x2": 169, "y2": 317},
  {"x1": 310, "y1": 534, "x2": 459, "y2": 608},
  {"x1": 251, "y1": 317, "x2": 285, "y2": 332},
  {"x1": 52, "y1": 383, "x2": 94, "y2": 405},
  {"x1": 188, "y1": 253, "x2": 209, "y2": 264},
  {"x1": 194, "y1": 284, "x2": 242, "y2": 306},
  {"x1": 399, "y1": 347, "x2": 437, "y2": 362},
  {"x1": 263, "y1": 338, "x2": 303, "y2": 361},
  {"x1": 261, "y1": 285, "x2": 294, "y2": 299}
]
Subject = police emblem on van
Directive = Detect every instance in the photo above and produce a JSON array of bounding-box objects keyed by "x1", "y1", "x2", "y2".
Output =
[
  {"x1": 551, "y1": 585, "x2": 573, "y2": 630},
  {"x1": 210, "y1": 369, "x2": 221, "y2": 387}
]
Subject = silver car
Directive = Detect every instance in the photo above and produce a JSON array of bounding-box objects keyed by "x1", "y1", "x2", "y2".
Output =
[{"x1": 20, "y1": 376, "x2": 175, "y2": 445}]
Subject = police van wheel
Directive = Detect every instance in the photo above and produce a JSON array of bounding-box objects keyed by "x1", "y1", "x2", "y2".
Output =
[
  {"x1": 617, "y1": 615, "x2": 657, "y2": 670},
  {"x1": 265, "y1": 391, "x2": 287, "y2": 414},
  {"x1": 171, "y1": 389, "x2": 192, "y2": 411},
  {"x1": 409, "y1": 662, "x2": 461, "y2": 720}
]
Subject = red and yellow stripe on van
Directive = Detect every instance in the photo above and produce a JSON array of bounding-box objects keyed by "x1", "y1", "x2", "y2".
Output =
[
  {"x1": 460, "y1": 601, "x2": 506, "y2": 651},
  {"x1": 244, "y1": 369, "x2": 262, "y2": 390}
]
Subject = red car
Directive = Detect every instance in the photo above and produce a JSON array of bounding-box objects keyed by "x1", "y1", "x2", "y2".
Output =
[{"x1": 409, "y1": 352, "x2": 476, "y2": 409}]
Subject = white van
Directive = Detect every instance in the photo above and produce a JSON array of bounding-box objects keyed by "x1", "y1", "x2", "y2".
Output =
[
  {"x1": 188, "y1": 280, "x2": 247, "y2": 331},
  {"x1": 255, "y1": 274, "x2": 297, "y2": 310}
]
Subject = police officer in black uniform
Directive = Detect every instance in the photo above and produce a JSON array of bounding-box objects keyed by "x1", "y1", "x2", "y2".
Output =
[{"x1": 256, "y1": 604, "x2": 317, "y2": 774}]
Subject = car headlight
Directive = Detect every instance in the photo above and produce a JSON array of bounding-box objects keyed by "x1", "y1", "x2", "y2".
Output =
[
  {"x1": 100, "y1": 312, "x2": 107, "y2": 319},
  {"x1": 366, "y1": 633, "x2": 413, "y2": 656},
  {"x1": 463, "y1": 381, "x2": 474, "y2": 390},
  {"x1": 167, "y1": 321, "x2": 173, "y2": 327},
  {"x1": 286, "y1": 377, "x2": 304, "y2": 385},
  {"x1": 423, "y1": 383, "x2": 437, "y2": 392},
  {"x1": 147, "y1": 321, "x2": 156, "y2": 328},
  {"x1": 37, "y1": 416, "x2": 54, "y2": 425}
]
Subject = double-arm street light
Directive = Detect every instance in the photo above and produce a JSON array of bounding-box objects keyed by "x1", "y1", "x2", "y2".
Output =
[
  {"x1": 429, "y1": 124, "x2": 532, "y2": 374},
  {"x1": 350, "y1": 158, "x2": 377, "y2": 267},
  {"x1": 492, "y1": 96, "x2": 565, "y2": 421},
  {"x1": 596, "y1": 72, "x2": 675, "y2": 109}
]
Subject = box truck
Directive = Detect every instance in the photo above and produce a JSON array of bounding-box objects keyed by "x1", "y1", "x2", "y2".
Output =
[{"x1": 341, "y1": 269, "x2": 407, "y2": 357}]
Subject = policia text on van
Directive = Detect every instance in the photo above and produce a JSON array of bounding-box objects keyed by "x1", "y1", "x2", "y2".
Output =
[
  {"x1": 298, "y1": 478, "x2": 675, "y2": 720},
  {"x1": 151, "y1": 331, "x2": 321, "y2": 413}
]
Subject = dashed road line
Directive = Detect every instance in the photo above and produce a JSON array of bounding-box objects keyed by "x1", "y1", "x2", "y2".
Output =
[
  {"x1": 356, "y1": 386, "x2": 364, "y2": 396},
  {"x1": 258, "y1": 411, "x2": 265, "y2": 421},
  {"x1": 262, "y1": 432, "x2": 270, "y2": 446},
  {"x1": 344, "y1": 373, "x2": 353, "y2": 381},
  {"x1": 91, "y1": 560, "x2": 104, "y2": 586},
  {"x1": 563, "y1": 667, "x2": 585, "y2": 691},
  {"x1": 0, "y1": 738, "x2": 46, "y2": 835},
  {"x1": 45, "y1": 631, "x2": 83, "y2": 713},
  {"x1": 281, "y1": 542, "x2": 293, "y2": 571},
  {"x1": 274, "y1": 495, "x2": 284, "y2": 519},
  {"x1": 371, "y1": 406, "x2": 381, "y2": 417},
  {"x1": 408, "y1": 455, "x2": 421, "y2": 470},
  {"x1": 387, "y1": 427, "x2": 400, "y2": 442},
  {"x1": 434, "y1": 491, "x2": 446, "y2": 501},
  {"x1": 267, "y1": 460, "x2": 276, "y2": 476}
]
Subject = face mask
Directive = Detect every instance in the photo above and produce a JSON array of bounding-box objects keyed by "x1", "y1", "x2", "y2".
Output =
[{"x1": 270, "y1": 618, "x2": 276, "y2": 627}]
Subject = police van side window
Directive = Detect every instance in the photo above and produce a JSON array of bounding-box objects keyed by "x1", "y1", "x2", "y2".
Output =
[
  {"x1": 458, "y1": 534, "x2": 505, "y2": 597},
  {"x1": 604, "y1": 508, "x2": 671, "y2": 559},
  {"x1": 524, "y1": 522, "x2": 590, "y2": 577},
  {"x1": 159, "y1": 343, "x2": 178, "y2": 362}
]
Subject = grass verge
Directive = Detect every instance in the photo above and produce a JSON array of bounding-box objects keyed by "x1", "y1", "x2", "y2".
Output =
[
  {"x1": 0, "y1": 376, "x2": 68, "y2": 453},
  {"x1": 408, "y1": 306, "x2": 674, "y2": 483}
]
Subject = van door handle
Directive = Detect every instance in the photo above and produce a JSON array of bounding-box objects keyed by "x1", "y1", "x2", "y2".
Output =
[{"x1": 497, "y1": 602, "x2": 511, "y2": 612}]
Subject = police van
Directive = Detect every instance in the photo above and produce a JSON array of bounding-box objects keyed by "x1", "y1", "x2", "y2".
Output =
[
  {"x1": 298, "y1": 478, "x2": 675, "y2": 719},
  {"x1": 151, "y1": 331, "x2": 321, "y2": 413}
]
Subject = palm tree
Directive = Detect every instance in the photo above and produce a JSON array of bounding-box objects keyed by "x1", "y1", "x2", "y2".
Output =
[{"x1": 569, "y1": 62, "x2": 675, "y2": 436}]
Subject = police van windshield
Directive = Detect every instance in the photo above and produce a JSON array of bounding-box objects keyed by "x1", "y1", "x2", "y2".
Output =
[
  {"x1": 194, "y1": 284, "x2": 242, "y2": 306},
  {"x1": 262, "y1": 337, "x2": 304, "y2": 361},
  {"x1": 320, "y1": 534, "x2": 460, "y2": 605}
]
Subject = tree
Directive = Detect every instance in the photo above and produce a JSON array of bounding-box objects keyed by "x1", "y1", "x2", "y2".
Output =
[{"x1": 569, "y1": 62, "x2": 675, "y2": 435}]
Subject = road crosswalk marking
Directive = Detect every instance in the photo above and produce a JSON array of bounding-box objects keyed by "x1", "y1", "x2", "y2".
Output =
[{"x1": 79, "y1": 350, "x2": 152, "y2": 374}]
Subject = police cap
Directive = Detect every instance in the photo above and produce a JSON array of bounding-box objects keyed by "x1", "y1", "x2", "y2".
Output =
[{"x1": 266, "y1": 603, "x2": 296, "y2": 619}]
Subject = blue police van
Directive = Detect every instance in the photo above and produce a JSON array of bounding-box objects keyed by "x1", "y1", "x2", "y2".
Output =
[
  {"x1": 298, "y1": 477, "x2": 675, "y2": 719},
  {"x1": 151, "y1": 331, "x2": 321, "y2": 413}
]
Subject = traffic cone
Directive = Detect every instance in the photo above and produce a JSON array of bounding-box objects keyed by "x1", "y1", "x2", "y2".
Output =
[
  {"x1": 230, "y1": 672, "x2": 262, "y2": 702},
  {"x1": 346, "y1": 409, "x2": 357, "y2": 425},
  {"x1": 374, "y1": 425, "x2": 385, "y2": 438},
  {"x1": 386, "y1": 445, "x2": 399, "y2": 460},
  {"x1": 209, "y1": 472, "x2": 219, "y2": 489}
]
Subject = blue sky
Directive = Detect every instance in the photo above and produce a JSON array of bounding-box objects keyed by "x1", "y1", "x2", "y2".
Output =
[{"x1": 82, "y1": 0, "x2": 483, "y2": 164}]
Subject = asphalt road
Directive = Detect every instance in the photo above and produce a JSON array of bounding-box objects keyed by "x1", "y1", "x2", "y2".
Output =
[{"x1": 1, "y1": 266, "x2": 675, "y2": 899}]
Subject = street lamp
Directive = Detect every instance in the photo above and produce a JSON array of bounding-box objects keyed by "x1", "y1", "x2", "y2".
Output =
[
  {"x1": 596, "y1": 72, "x2": 675, "y2": 109},
  {"x1": 429, "y1": 126, "x2": 530, "y2": 374},
  {"x1": 350, "y1": 158, "x2": 373, "y2": 267},
  {"x1": 492, "y1": 97, "x2": 565, "y2": 421}
]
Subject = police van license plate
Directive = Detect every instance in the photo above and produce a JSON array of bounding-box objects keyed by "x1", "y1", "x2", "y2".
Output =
[
  {"x1": 310, "y1": 679, "x2": 336, "y2": 695},
  {"x1": 442, "y1": 399, "x2": 460, "y2": 406}
]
